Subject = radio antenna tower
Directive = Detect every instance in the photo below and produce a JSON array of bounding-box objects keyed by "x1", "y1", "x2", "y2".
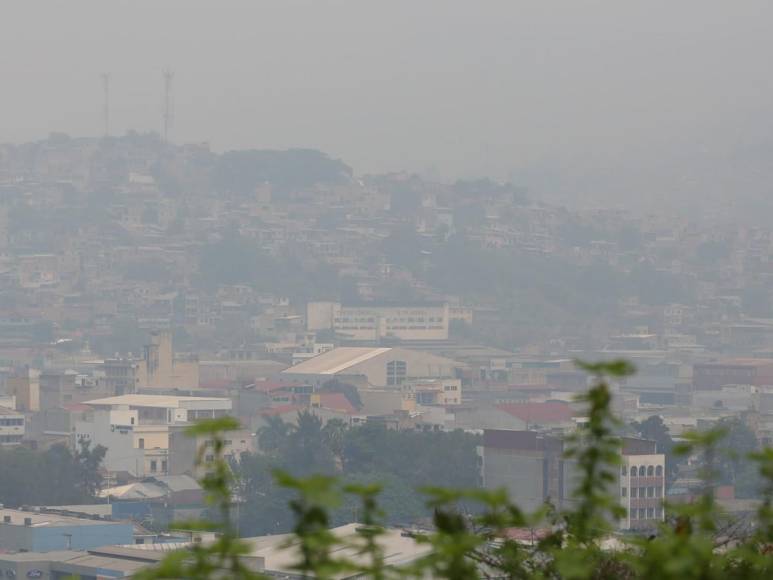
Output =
[
  {"x1": 100, "y1": 73, "x2": 110, "y2": 137},
  {"x1": 162, "y1": 69, "x2": 174, "y2": 142}
]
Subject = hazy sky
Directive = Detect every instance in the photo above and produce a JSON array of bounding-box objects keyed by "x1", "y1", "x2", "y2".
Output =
[{"x1": 3, "y1": 1, "x2": 773, "y2": 200}]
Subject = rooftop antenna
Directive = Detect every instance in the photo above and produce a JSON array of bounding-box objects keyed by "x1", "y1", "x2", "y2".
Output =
[
  {"x1": 100, "y1": 73, "x2": 110, "y2": 137},
  {"x1": 162, "y1": 68, "x2": 174, "y2": 142}
]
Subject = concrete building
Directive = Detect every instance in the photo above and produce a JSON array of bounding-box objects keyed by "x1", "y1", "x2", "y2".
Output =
[
  {"x1": 0, "y1": 523, "x2": 430, "y2": 579},
  {"x1": 618, "y1": 439, "x2": 666, "y2": 531},
  {"x1": 136, "y1": 331, "x2": 199, "y2": 389},
  {"x1": 168, "y1": 424, "x2": 253, "y2": 477},
  {"x1": 0, "y1": 507, "x2": 132, "y2": 552},
  {"x1": 307, "y1": 301, "x2": 450, "y2": 341},
  {"x1": 479, "y1": 429, "x2": 579, "y2": 513},
  {"x1": 102, "y1": 358, "x2": 141, "y2": 395},
  {"x1": 0, "y1": 546, "x2": 163, "y2": 579},
  {"x1": 281, "y1": 347, "x2": 462, "y2": 388},
  {"x1": 693, "y1": 358, "x2": 773, "y2": 391},
  {"x1": 39, "y1": 371, "x2": 111, "y2": 411},
  {"x1": 242, "y1": 523, "x2": 432, "y2": 576},
  {"x1": 6, "y1": 368, "x2": 39, "y2": 412},
  {"x1": 75, "y1": 394, "x2": 231, "y2": 477},
  {"x1": 408, "y1": 378, "x2": 462, "y2": 406},
  {"x1": 0, "y1": 406, "x2": 24, "y2": 445},
  {"x1": 479, "y1": 429, "x2": 665, "y2": 530}
]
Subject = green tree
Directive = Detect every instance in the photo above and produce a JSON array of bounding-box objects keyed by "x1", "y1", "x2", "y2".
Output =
[
  {"x1": 138, "y1": 360, "x2": 773, "y2": 580},
  {"x1": 631, "y1": 414, "x2": 681, "y2": 484},
  {"x1": 75, "y1": 438, "x2": 108, "y2": 499},
  {"x1": 256, "y1": 415, "x2": 291, "y2": 456}
]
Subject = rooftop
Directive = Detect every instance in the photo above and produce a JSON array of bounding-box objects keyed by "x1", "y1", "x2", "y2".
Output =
[
  {"x1": 242, "y1": 523, "x2": 431, "y2": 573},
  {"x1": 82, "y1": 394, "x2": 230, "y2": 409},
  {"x1": 282, "y1": 347, "x2": 392, "y2": 375},
  {"x1": 0, "y1": 508, "x2": 125, "y2": 528},
  {"x1": 496, "y1": 401, "x2": 576, "y2": 425}
]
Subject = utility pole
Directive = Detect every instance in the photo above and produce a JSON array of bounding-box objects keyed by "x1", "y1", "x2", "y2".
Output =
[
  {"x1": 100, "y1": 73, "x2": 110, "y2": 137},
  {"x1": 162, "y1": 69, "x2": 174, "y2": 142}
]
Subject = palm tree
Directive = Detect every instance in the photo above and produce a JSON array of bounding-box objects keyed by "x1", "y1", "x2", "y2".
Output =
[
  {"x1": 294, "y1": 410, "x2": 324, "y2": 446},
  {"x1": 257, "y1": 415, "x2": 291, "y2": 455}
]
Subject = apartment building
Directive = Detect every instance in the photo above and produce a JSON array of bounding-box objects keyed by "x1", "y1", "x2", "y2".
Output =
[
  {"x1": 307, "y1": 301, "x2": 450, "y2": 341},
  {"x1": 618, "y1": 440, "x2": 666, "y2": 531},
  {"x1": 75, "y1": 394, "x2": 231, "y2": 477},
  {"x1": 479, "y1": 429, "x2": 665, "y2": 530},
  {"x1": 0, "y1": 407, "x2": 24, "y2": 445}
]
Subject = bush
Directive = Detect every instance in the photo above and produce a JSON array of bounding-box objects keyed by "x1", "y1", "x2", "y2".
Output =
[{"x1": 139, "y1": 361, "x2": 773, "y2": 579}]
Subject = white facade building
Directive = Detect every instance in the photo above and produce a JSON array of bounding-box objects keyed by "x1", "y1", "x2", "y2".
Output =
[
  {"x1": 307, "y1": 302, "x2": 450, "y2": 341},
  {"x1": 74, "y1": 395, "x2": 232, "y2": 477},
  {"x1": 0, "y1": 407, "x2": 24, "y2": 445},
  {"x1": 619, "y1": 452, "x2": 666, "y2": 531}
]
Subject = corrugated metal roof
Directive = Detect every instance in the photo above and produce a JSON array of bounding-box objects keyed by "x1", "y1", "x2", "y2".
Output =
[{"x1": 282, "y1": 347, "x2": 391, "y2": 375}]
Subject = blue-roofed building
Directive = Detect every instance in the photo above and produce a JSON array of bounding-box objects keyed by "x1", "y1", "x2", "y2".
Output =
[{"x1": 0, "y1": 508, "x2": 133, "y2": 552}]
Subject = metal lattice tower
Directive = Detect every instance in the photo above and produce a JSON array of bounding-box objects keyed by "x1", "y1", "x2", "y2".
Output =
[
  {"x1": 100, "y1": 73, "x2": 110, "y2": 137},
  {"x1": 162, "y1": 69, "x2": 174, "y2": 142}
]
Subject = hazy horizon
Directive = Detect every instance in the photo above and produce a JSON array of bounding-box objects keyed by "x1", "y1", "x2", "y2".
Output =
[{"x1": 3, "y1": 1, "x2": 773, "y2": 209}]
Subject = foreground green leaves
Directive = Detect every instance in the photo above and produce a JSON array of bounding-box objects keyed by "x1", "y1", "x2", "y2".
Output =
[{"x1": 139, "y1": 360, "x2": 773, "y2": 579}]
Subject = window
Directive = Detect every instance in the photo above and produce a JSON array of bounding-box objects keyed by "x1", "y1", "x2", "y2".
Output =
[
  {"x1": 656, "y1": 487, "x2": 662, "y2": 498},
  {"x1": 631, "y1": 509, "x2": 638, "y2": 520},
  {"x1": 150, "y1": 460, "x2": 157, "y2": 473},
  {"x1": 631, "y1": 487, "x2": 637, "y2": 498},
  {"x1": 630, "y1": 466, "x2": 637, "y2": 477},
  {"x1": 138, "y1": 438, "x2": 145, "y2": 449},
  {"x1": 161, "y1": 460, "x2": 167, "y2": 473},
  {"x1": 622, "y1": 466, "x2": 627, "y2": 476},
  {"x1": 647, "y1": 487, "x2": 654, "y2": 498},
  {"x1": 205, "y1": 454, "x2": 215, "y2": 463},
  {"x1": 386, "y1": 360, "x2": 407, "y2": 386},
  {"x1": 639, "y1": 466, "x2": 646, "y2": 476},
  {"x1": 647, "y1": 508, "x2": 654, "y2": 519},
  {"x1": 656, "y1": 465, "x2": 663, "y2": 477},
  {"x1": 130, "y1": 417, "x2": 135, "y2": 425},
  {"x1": 647, "y1": 466, "x2": 654, "y2": 476},
  {"x1": 640, "y1": 487, "x2": 647, "y2": 498},
  {"x1": 621, "y1": 487, "x2": 627, "y2": 497},
  {"x1": 639, "y1": 508, "x2": 646, "y2": 520}
]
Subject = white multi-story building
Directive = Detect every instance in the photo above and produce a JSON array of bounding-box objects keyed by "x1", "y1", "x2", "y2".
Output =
[
  {"x1": 0, "y1": 407, "x2": 24, "y2": 446},
  {"x1": 307, "y1": 302, "x2": 450, "y2": 342},
  {"x1": 74, "y1": 395, "x2": 232, "y2": 477},
  {"x1": 619, "y1": 446, "x2": 666, "y2": 531}
]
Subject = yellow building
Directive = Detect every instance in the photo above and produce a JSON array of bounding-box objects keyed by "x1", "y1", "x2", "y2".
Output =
[{"x1": 6, "y1": 369, "x2": 39, "y2": 412}]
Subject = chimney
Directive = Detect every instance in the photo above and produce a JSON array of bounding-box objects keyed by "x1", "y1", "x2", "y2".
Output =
[
  {"x1": 24, "y1": 517, "x2": 32, "y2": 526},
  {"x1": 3, "y1": 516, "x2": 10, "y2": 523}
]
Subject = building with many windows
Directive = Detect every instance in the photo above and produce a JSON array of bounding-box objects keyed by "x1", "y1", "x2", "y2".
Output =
[
  {"x1": 0, "y1": 406, "x2": 24, "y2": 445},
  {"x1": 618, "y1": 440, "x2": 666, "y2": 531},
  {"x1": 306, "y1": 301, "x2": 450, "y2": 342},
  {"x1": 480, "y1": 429, "x2": 665, "y2": 530}
]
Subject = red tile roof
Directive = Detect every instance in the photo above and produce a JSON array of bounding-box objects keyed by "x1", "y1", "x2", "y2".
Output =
[
  {"x1": 316, "y1": 392, "x2": 357, "y2": 414},
  {"x1": 258, "y1": 404, "x2": 303, "y2": 417},
  {"x1": 495, "y1": 401, "x2": 574, "y2": 425}
]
